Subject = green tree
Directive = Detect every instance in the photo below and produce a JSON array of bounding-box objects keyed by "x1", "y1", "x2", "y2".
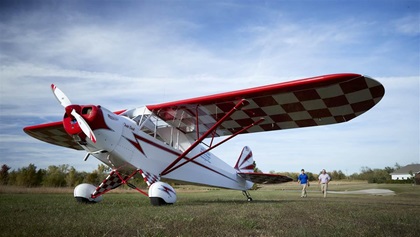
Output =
[
  {"x1": 7, "y1": 170, "x2": 17, "y2": 185},
  {"x1": 306, "y1": 172, "x2": 316, "y2": 181},
  {"x1": 65, "y1": 166, "x2": 84, "y2": 187},
  {"x1": 370, "y1": 169, "x2": 390, "y2": 183},
  {"x1": 84, "y1": 172, "x2": 99, "y2": 185},
  {"x1": 253, "y1": 161, "x2": 261, "y2": 173},
  {"x1": 330, "y1": 170, "x2": 346, "y2": 180},
  {"x1": 37, "y1": 169, "x2": 46, "y2": 185},
  {"x1": 81, "y1": 164, "x2": 111, "y2": 185},
  {"x1": 358, "y1": 166, "x2": 373, "y2": 181},
  {"x1": 97, "y1": 164, "x2": 111, "y2": 182},
  {"x1": 358, "y1": 166, "x2": 391, "y2": 183},
  {"x1": 384, "y1": 166, "x2": 395, "y2": 174},
  {"x1": 348, "y1": 172, "x2": 359, "y2": 180},
  {"x1": 15, "y1": 164, "x2": 41, "y2": 187},
  {"x1": 0, "y1": 164, "x2": 11, "y2": 185},
  {"x1": 43, "y1": 165, "x2": 68, "y2": 187},
  {"x1": 283, "y1": 172, "x2": 298, "y2": 181}
]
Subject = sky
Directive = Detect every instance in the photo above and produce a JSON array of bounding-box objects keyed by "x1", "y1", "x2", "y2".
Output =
[{"x1": 0, "y1": 0, "x2": 419, "y2": 175}]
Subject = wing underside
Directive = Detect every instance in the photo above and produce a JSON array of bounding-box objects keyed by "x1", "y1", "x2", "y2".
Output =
[
  {"x1": 23, "y1": 121, "x2": 83, "y2": 150},
  {"x1": 147, "y1": 74, "x2": 385, "y2": 140}
]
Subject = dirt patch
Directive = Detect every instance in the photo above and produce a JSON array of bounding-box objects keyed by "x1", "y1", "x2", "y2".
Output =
[{"x1": 328, "y1": 189, "x2": 396, "y2": 196}]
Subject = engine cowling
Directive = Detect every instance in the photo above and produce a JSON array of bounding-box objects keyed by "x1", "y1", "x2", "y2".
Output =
[
  {"x1": 148, "y1": 182, "x2": 177, "y2": 206},
  {"x1": 74, "y1": 183, "x2": 103, "y2": 203}
]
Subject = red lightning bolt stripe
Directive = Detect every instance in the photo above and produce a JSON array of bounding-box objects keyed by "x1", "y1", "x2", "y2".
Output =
[
  {"x1": 159, "y1": 185, "x2": 176, "y2": 197},
  {"x1": 123, "y1": 134, "x2": 146, "y2": 156}
]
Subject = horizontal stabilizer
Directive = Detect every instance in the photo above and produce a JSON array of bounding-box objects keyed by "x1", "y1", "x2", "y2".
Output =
[{"x1": 238, "y1": 172, "x2": 293, "y2": 184}]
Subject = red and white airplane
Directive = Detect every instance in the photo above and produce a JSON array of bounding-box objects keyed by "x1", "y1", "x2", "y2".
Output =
[{"x1": 24, "y1": 73, "x2": 384, "y2": 205}]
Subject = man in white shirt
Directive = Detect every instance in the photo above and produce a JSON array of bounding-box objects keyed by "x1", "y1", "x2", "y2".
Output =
[{"x1": 318, "y1": 169, "x2": 331, "y2": 198}]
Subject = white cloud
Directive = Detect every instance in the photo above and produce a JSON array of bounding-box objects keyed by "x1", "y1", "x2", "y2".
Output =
[
  {"x1": 392, "y1": 14, "x2": 420, "y2": 36},
  {"x1": 0, "y1": 1, "x2": 418, "y2": 174}
]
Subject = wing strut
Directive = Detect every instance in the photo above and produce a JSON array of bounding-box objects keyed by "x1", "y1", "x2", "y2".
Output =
[
  {"x1": 162, "y1": 117, "x2": 264, "y2": 175},
  {"x1": 160, "y1": 99, "x2": 249, "y2": 176}
]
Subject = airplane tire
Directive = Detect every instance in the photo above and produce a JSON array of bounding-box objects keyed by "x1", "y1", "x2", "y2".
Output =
[
  {"x1": 74, "y1": 183, "x2": 103, "y2": 203},
  {"x1": 75, "y1": 197, "x2": 97, "y2": 204},
  {"x1": 150, "y1": 197, "x2": 173, "y2": 206},
  {"x1": 148, "y1": 182, "x2": 177, "y2": 205}
]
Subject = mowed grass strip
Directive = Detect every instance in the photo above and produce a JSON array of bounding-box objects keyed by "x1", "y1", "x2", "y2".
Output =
[{"x1": 0, "y1": 183, "x2": 419, "y2": 237}]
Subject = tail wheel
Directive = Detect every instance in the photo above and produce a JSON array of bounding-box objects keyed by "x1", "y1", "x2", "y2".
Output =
[{"x1": 242, "y1": 190, "x2": 253, "y2": 202}]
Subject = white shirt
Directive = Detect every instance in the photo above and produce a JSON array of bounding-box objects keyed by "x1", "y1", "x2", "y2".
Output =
[{"x1": 319, "y1": 173, "x2": 330, "y2": 184}]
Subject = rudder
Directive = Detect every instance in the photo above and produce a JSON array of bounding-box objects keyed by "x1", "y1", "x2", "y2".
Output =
[{"x1": 234, "y1": 146, "x2": 254, "y2": 172}]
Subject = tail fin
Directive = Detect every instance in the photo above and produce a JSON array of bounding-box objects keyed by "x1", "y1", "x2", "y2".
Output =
[{"x1": 234, "y1": 146, "x2": 254, "y2": 172}]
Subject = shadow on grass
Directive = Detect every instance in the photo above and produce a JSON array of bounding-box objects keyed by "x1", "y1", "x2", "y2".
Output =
[{"x1": 183, "y1": 198, "x2": 298, "y2": 206}]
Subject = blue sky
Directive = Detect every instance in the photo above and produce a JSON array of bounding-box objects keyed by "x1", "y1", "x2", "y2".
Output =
[{"x1": 0, "y1": 0, "x2": 419, "y2": 175}]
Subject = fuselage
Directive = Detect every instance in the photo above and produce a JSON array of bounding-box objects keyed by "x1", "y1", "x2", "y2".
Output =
[{"x1": 67, "y1": 105, "x2": 253, "y2": 190}]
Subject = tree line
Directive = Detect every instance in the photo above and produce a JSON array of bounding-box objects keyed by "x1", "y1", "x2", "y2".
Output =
[
  {"x1": 0, "y1": 163, "x2": 148, "y2": 188},
  {"x1": 0, "y1": 163, "x2": 415, "y2": 188},
  {"x1": 272, "y1": 163, "x2": 416, "y2": 184}
]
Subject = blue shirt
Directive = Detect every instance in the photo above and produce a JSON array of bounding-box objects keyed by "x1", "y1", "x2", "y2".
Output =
[{"x1": 298, "y1": 173, "x2": 309, "y2": 184}]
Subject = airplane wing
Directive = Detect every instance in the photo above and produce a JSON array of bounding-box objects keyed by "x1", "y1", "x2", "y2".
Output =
[
  {"x1": 147, "y1": 73, "x2": 385, "y2": 140},
  {"x1": 23, "y1": 122, "x2": 83, "y2": 150},
  {"x1": 23, "y1": 110, "x2": 126, "y2": 150}
]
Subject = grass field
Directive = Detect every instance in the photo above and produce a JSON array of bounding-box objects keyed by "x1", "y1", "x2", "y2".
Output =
[{"x1": 1, "y1": 182, "x2": 419, "y2": 237}]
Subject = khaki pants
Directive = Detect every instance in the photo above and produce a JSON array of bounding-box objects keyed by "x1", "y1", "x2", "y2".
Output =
[
  {"x1": 320, "y1": 183, "x2": 328, "y2": 198},
  {"x1": 301, "y1": 183, "x2": 308, "y2": 197}
]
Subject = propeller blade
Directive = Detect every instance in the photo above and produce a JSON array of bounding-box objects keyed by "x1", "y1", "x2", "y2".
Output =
[
  {"x1": 71, "y1": 109, "x2": 97, "y2": 143},
  {"x1": 51, "y1": 84, "x2": 72, "y2": 107}
]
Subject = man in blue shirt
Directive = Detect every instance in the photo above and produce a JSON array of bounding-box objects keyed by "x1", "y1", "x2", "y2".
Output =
[{"x1": 298, "y1": 169, "x2": 309, "y2": 198}]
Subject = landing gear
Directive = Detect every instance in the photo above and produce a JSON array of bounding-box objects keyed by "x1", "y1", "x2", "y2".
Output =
[
  {"x1": 242, "y1": 190, "x2": 253, "y2": 202},
  {"x1": 149, "y1": 182, "x2": 177, "y2": 206},
  {"x1": 74, "y1": 183, "x2": 103, "y2": 203}
]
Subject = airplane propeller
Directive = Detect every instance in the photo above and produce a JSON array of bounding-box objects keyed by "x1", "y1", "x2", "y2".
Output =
[
  {"x1": 51, "y1": 84, "x2": 72, "y2": 107},
  {"x1": 70, "y1": 109, "x2": 97, "y2": 143},
  {"x1": 51, "y1": 84, "x2": 97, "y2": 143}
]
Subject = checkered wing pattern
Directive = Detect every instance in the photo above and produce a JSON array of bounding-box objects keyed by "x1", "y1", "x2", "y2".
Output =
[
  {"x1": 93, "y1": 171, "x2": 127, "y2": 196},
  {"x1": 23, "y1": 121, "x2": 83, "y2": 150},
  {"x1": 147, "y1": 74, "x2": 385, "y2": 140}
]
